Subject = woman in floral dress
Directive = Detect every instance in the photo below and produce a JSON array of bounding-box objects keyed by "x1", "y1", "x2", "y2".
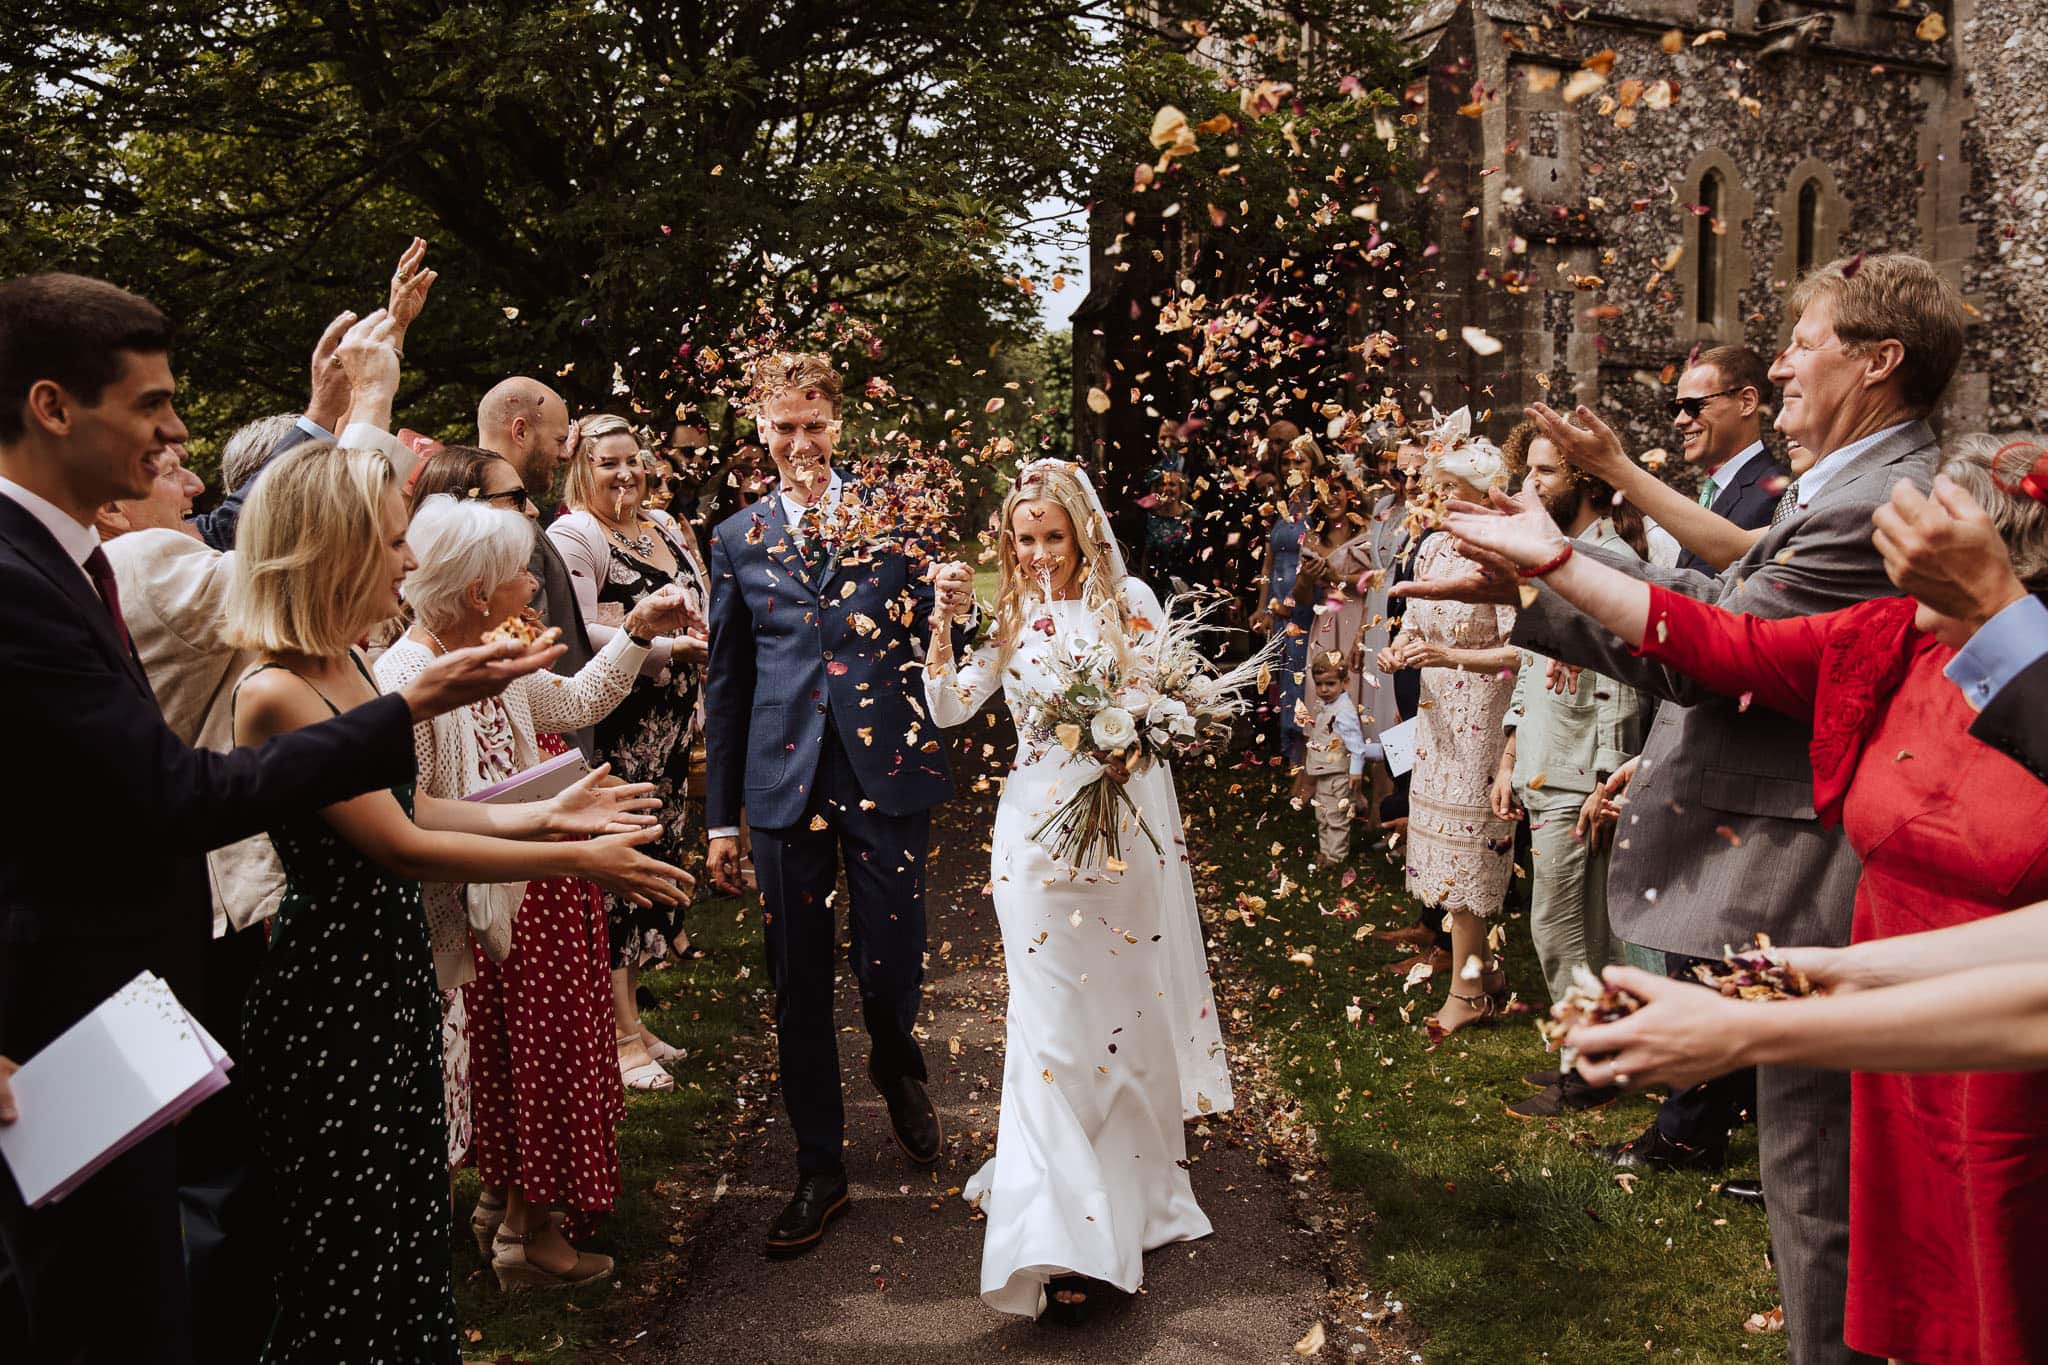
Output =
[
  {"x1": 1379, "y1": 413, "x2": 1520, "y2": 1039},
  {"x1": 549, "y1": 414, "x2": 710, "y2": 1089}
]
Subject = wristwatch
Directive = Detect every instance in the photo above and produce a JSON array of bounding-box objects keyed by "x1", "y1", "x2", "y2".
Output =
[{"x1": 626, "y1": 627, "x2": 654, "y2": 648}]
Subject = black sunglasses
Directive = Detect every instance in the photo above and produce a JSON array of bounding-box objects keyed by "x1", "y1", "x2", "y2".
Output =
[
  {"x1": 1669, "y1": 387, "x2": 1742, "y2": 420},
  {"x1": 470, "y1": 486, "x2": 532, "y2": 511}
]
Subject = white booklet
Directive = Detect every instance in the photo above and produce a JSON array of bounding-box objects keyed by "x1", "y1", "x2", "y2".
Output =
[
  {"x1": 1378, "y1": 717, "x2": 1419, "y2": 778},
  {"x1": 0, "y1": 971, "x2": 232, "y2": 1207},
  {"x1": 464, "y1": 749, "x2": 590, "y2": 805}
]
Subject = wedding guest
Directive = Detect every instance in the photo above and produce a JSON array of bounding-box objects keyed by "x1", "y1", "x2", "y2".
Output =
[
  {"x1": 549, "y1": 413, "x2": 711, "y2": 1090},
  {"x1": 1443, "y1": 433, "x2": 2048, "y2": 1365},
  {"x1": 227, "y1": 442, "x2": 691, "y2": 1359},
  {"x1": 0, "y1": 270, "x2": 548, "y2": 1365},
  {"x1": 1411, "y1": 253, "x2": 1968, "y2": 1365},
  {"x1": 1299, "y1": 653, "x2": 1375, "y2": 863},
  {"x1": 97, "y1": 311, "x2": 420, "y2": 1361},
  {"x1": 478, "y1": 374, "x2": 598, "y2": 754},
  {"x1": 1298, "y1": 447, "x2": 1400, "y2": 753},
  {"x1": 701, "y1": 439, "x2": 769, "y2": 528},
  {"x1": 1139, "y1": 466, "x2": 1197, "y2": 588},
  {"x1": 1254, "y1": 432, "x2": 1325, "y2": 762},
  {"x1": 379, "y1": 493, "x2": 696, "y2": 1287},
  {"x1": 1377, "y1": 412, "x2": 1518, "y2": 1038},
  {"x1": 219, "y1": 413, "x2": 301, "y2": 501},
  {"x1": 1488, "y1": 423, "x2": 1646, "y2": 1118}
]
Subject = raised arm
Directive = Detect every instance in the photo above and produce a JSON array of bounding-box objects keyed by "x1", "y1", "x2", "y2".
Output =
[{"x1": 1527, "y1": 403, "x2": 1762, "y2": 571}]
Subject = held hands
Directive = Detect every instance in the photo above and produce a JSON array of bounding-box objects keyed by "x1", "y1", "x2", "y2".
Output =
[
  {"x1": 1872, "y1": 475, "x2": 2029, "y2": 644},
  {"x1": 544, "y1": 762, "x2": 662, "y2": 836},
  {"x1": 400, "y1": 630, "x2": 566, "y2": 723},
  {"x1": 927, "y1": 560, "x2": 975, "y2": 626},
  {"x1": 580, "y1": 824, "x2": 694, "y2": 908},
  {"x1": 623, "y1": 582, "x2": 704, "y2": 640}
]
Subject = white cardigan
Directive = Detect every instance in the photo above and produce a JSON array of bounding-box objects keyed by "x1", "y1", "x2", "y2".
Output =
[
  {"x1": 546, "y1": 506, "x2": 709, "y2": 682},
  {"x1": 374, "y1": 629, "x2": 648, "y2": 990}
]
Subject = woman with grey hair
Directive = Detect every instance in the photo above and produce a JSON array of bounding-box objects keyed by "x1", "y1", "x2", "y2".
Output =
[
  {"x1": 375, "y1": 493, "x2": 697, "y2": 1290},
  {"x1": 1431, "y1": 434, "x2": 2048, "y2": 1365}
]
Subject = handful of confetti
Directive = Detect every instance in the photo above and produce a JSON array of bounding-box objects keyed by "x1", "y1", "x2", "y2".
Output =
[
  {"x1": 1537, "y1": 966, "x2": 1646, "y2": 1073},
  {"x1": 1691, "y1": 933, "x2": 1821, "y2": 1001}
]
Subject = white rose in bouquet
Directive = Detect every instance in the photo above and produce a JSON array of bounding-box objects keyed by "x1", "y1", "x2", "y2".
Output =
[
  {"x1": 1091, "y1": 706, "x2": 1137, "y2": 751},
  {"x1": 1116, "y1": 685, "x2": 1156, "y2": 721},
  {"x1": 1147, "y1": 696, "x2": 1196, "y2": 739}
]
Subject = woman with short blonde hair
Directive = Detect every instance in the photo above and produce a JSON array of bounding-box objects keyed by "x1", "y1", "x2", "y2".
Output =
[{"x1": 227, "y1": 443, "x2": 695, "y2": 1351}]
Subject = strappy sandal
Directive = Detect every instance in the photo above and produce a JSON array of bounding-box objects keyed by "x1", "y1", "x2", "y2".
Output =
[
  {"x1": 491, "y1": 1223, "x2": 614, "y2": 1292},
  {"x1": 617, "y1": 1034, "x2": 675, "y2": 1092},
  {"x1": 470, "y1": 1193, "x2": 507, "y2": 1258},
  {"x1": 1424, "y1": 990, "x2": 1497, "y2": 1046},
  {"x1": 641, "y1": 1031, "x2": 687, "y2": 1065}
]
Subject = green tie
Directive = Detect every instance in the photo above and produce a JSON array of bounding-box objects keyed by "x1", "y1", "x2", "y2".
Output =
[{"x1": 1697, "y1": 475, "x2": 1719, "y2": 509}]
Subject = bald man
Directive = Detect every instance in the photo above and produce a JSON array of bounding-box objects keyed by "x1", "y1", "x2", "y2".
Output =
[{"x1": 478, "y1": 377, "x2": 597, "y2": 757}]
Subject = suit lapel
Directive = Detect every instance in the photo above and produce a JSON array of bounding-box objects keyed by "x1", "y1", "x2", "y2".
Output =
[
  {"x1": 0, "y1": 497, "x2": 156, "y2": 699},
  {"x1": 750, "y1": 504, "x2": 818, "y2": 602},
  {"x1": 1808, "y1": 421, "x2": 1936, "y2": 511}
]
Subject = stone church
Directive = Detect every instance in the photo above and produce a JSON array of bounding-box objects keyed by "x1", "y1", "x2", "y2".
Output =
[{"x1": 1073, "y1": 0, "x2": 2048, "y2": 476}]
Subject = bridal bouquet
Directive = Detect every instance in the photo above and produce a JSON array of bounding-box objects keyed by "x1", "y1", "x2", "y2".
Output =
[{"x1": 1022, "y1": 593, "x2": 1278, "y2": 873}]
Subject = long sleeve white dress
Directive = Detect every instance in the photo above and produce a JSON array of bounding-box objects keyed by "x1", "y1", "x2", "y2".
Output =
[{"x1": 924, "y1": 574, "x2": 1230, "y2": 1318}]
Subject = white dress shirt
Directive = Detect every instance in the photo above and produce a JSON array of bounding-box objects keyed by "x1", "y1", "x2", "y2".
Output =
[
  {"x1": 1704, "y1": 439, "x2": 1765, "y2": 491},
  {"x1": 777, "y1": 471, "x2": 844, "y2": 541},
  {"x1": 0, "y1": 475, "x2": 100, "y2": 587},
  {"x1": 1793, "y1": 421, "x2": 1915, "y2": 511}
]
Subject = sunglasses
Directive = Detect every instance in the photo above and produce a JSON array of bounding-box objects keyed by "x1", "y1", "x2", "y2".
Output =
[
  {"x1": 1669, "y1": 387, "x2": 1741, "y2": 420},
  {"x1": 469, "y1": 486, "x2": 532, "y2": 511}
]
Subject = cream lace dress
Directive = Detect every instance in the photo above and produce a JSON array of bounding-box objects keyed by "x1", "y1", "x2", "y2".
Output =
[{"x1": 1399, "y1": 534, "x2": 1518, "y2": 916}]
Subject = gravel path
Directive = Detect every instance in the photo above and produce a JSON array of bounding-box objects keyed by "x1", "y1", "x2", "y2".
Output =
[{"x1": 633, "y1": 783, "x2": 1331, "y2": 1364}]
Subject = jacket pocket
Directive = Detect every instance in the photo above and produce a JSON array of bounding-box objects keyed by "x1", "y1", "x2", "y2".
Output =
[
  {"x1": 745, "y1": 701, "x2": 789, "y2": 788},
  {"x1": 1697, "y1": 764, "x2": 1817, "y2": 821}
]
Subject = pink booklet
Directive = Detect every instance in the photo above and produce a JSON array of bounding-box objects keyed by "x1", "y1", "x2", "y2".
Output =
[
  {"x1": 463, "y1": 749, "x2": 590, "y2": 805},
  {"x1": 0, "y1": 971, "x2": 232, "y2": 1206}
]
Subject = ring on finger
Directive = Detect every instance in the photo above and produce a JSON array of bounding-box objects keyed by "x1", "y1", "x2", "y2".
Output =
[{"x1": 1614, "y1": 1072, "x2": 1633, "y2": 1087}]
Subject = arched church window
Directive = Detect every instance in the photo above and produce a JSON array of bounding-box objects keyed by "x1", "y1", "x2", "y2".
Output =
[{"x1": 1696, "y1": 171, "x2": 1723, "y2": 327}]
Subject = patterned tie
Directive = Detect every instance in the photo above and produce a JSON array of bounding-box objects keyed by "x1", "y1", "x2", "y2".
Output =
[
  {"x1": 1696, "y1": 475, "x2": 1719, "y2": 509},
  {"x1": 1770, "y1": 484, "x2": 1800, "y2": 527},
  {"x1": 797, "y1": 506, "x2": 831, "y2": 584},
  {"x1": 83, "y1": 544, "x2": 134, "y2": 653}
]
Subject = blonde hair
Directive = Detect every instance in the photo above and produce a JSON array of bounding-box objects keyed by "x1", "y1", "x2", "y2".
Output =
[
  {"x1": 1937, "y1": 434, "x2": 2048, "y2": 590},
  {"x1": 225, "y1": 443, "x2": 396, "y2": 655},
  {"x1": 1425, "y1": 436, "x2": 1510, "y2": 494},
  {"x1": 563, "y1": 412, "x2": 647, "y2": 516},
  {"x1": 988, "y1": 461, "x2": 1134, "y2": 679},
  {"x1": 747, "y1": 351, "x2": 844, "y2": 417},
  {"x1": 1786, "y1": 253, "x2": 1967, "y2": 413}
]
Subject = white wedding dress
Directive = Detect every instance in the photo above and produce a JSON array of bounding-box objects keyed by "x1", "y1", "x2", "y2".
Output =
[{"x1": 925, "y1": 573, "x2": 1233, "y2": 1318}]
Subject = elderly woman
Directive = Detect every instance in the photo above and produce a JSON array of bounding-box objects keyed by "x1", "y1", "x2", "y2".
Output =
[
  {"x1": 1376, "y1": 411, "x2": 1519, "y2": 1039},
  {"x1": 547, "y1": 414, "x2": 711, "y2": 1085},
  {"x1": 1441, "y1": 436, "x2": 2048, "y2": 1365},
  {"x1": 228, "y1": 446, "x2": 689, "y2": 1357},
  {"x1": 376, "y1": 484, "x2": 695, "y2": 1288}
]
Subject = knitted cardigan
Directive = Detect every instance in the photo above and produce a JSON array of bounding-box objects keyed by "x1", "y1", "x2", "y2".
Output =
[{"x1": 374, "y1": 629, "x2": 647, "y2": 989}]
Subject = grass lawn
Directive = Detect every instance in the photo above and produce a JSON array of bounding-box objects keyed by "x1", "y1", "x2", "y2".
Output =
[
  {"x1": 449, "y1": 886, "x2": 768, "y2": 1361},
  {"x1": 1180, "y1": 761, "x2": 1787, "y2": 1364}
]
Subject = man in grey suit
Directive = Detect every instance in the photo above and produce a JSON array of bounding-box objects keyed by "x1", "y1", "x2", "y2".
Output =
[{"x1": 1403, "y1": 252, "x2": 1970, "y2": 1365}]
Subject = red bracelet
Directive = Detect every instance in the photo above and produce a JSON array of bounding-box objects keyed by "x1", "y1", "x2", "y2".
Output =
[{"x1": 1518, "y1": 540, "x2": 1574, "y2": 578}]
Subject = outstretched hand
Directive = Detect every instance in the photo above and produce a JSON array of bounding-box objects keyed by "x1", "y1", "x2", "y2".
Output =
[
  {"x1": 1872, "y1": 474, "x2": 2028, "y2": 644},
  {"x1": 1566, "y1": 966, "x2": 1752, "y2": 1092},
  {"x1": 1526, "y1": 401, "x2": 1633, "y2": 484},
  {"x1": 400, "y1": 632, "x2": 567, "y2": 723},
  {"x1": 546, "y1": 762, "x2": 662, "y2": 836},
  {"x1": 1387, "y1": 490, "x2": 1535, "y2": 607},
  {"x1": 623, "y1": 582, "x2": 703, "y2": 639}
]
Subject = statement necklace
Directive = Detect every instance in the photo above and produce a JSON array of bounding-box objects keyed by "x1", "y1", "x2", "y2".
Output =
[{"x1": 606, "y1": 520, "x2": 656, "y2": 557}]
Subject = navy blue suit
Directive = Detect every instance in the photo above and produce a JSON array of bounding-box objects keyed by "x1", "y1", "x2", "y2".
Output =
[
  {"x1": 1676, "y1": 446, "x2": 1792, "y2": 575},
  {"x1": 704, "y1": 491, "x2": 969, "y2": 1176}
]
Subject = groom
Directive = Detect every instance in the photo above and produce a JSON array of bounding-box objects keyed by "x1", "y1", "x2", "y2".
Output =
[{"x1": 704, "y1": 352, "x2": 975, "y2": 1255}]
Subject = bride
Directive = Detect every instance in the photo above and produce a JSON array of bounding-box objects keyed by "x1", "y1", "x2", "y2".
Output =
[{"x1": 924, "y1": 459, "x2": 1231, "y2": 1323}]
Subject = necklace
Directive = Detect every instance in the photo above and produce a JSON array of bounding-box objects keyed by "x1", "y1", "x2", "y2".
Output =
[
  {"x1": 421, "y1": 626, "x2": 450, "y2": 656},
  {"x1": 605, "y1": 519, "x2": 656, "y2": 557}
]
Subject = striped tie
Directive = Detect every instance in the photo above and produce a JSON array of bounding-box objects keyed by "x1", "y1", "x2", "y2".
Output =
[{"x1": 1770, "y1": 485, "x2": 1800, "y2": 527}]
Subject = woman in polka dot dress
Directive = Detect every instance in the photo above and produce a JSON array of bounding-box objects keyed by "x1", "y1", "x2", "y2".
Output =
[{"x1": 225, "y1": 447, "x2": 692, "y2": 1358}]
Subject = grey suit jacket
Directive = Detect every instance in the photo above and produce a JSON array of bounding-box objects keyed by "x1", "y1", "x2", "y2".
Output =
[
  {"x1": 531, "y1": 527, "x2": 598, "y2": 760},
  {"x1": 1511, "y1": 421, "x2": 1939, "y2": 957}
]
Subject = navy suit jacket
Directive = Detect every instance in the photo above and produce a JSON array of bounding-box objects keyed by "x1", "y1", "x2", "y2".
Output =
[
  {"x1": 703, "y1": 495, "x2": 969, "y2": 831},
  {"x1": 0, "y1": 494, "x2": 418, "y2": 1059},
  {"x1": 1676, "y1": 447, "x2": 1792, "y2": 575},
  {"x1": 1972, "y1": 647, "x2": 2048, "y2": 785}
]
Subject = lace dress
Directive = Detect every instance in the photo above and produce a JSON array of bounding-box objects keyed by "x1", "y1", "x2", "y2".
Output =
[
  {"x1": 1400, "y1": 534, "x2": 1517, "y2": 916},
  {"x1": 924, "y1": 577, "x2": 1229, "y2": 1318}
]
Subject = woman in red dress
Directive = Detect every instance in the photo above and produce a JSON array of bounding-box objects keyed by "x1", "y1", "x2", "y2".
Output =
[{"x1": 1431, "y1": 436, "x2": 2048, "y2": 1365}]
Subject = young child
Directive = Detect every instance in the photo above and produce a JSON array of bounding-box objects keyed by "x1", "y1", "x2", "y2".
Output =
[{"x1": 1300, "y1": 652, "x2": 1381, "y2": 865}]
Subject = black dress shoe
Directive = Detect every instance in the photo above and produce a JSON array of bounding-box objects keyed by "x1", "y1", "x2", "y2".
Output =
[
  {"x1": 1718, "y1": 1178, "x2": 1766, "y2": 1209},
  {"x1": 764, "y1": 1171, "x2": 849, "y2": 1256},
  {"x1": 1506, "y1": 1073, "x2": 1619, "y2": 1119},
  {"x1": 1599, "y1": 1122, "x2": 1726, "y2": 1173},
  {"x1": 871, "y1": 1068, "x2": 942, "y2": 1165}
]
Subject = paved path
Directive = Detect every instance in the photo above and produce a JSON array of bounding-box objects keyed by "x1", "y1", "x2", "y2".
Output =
[{"x1": 635, "y1": 780, "x2": 1333, "y2": 1364}]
